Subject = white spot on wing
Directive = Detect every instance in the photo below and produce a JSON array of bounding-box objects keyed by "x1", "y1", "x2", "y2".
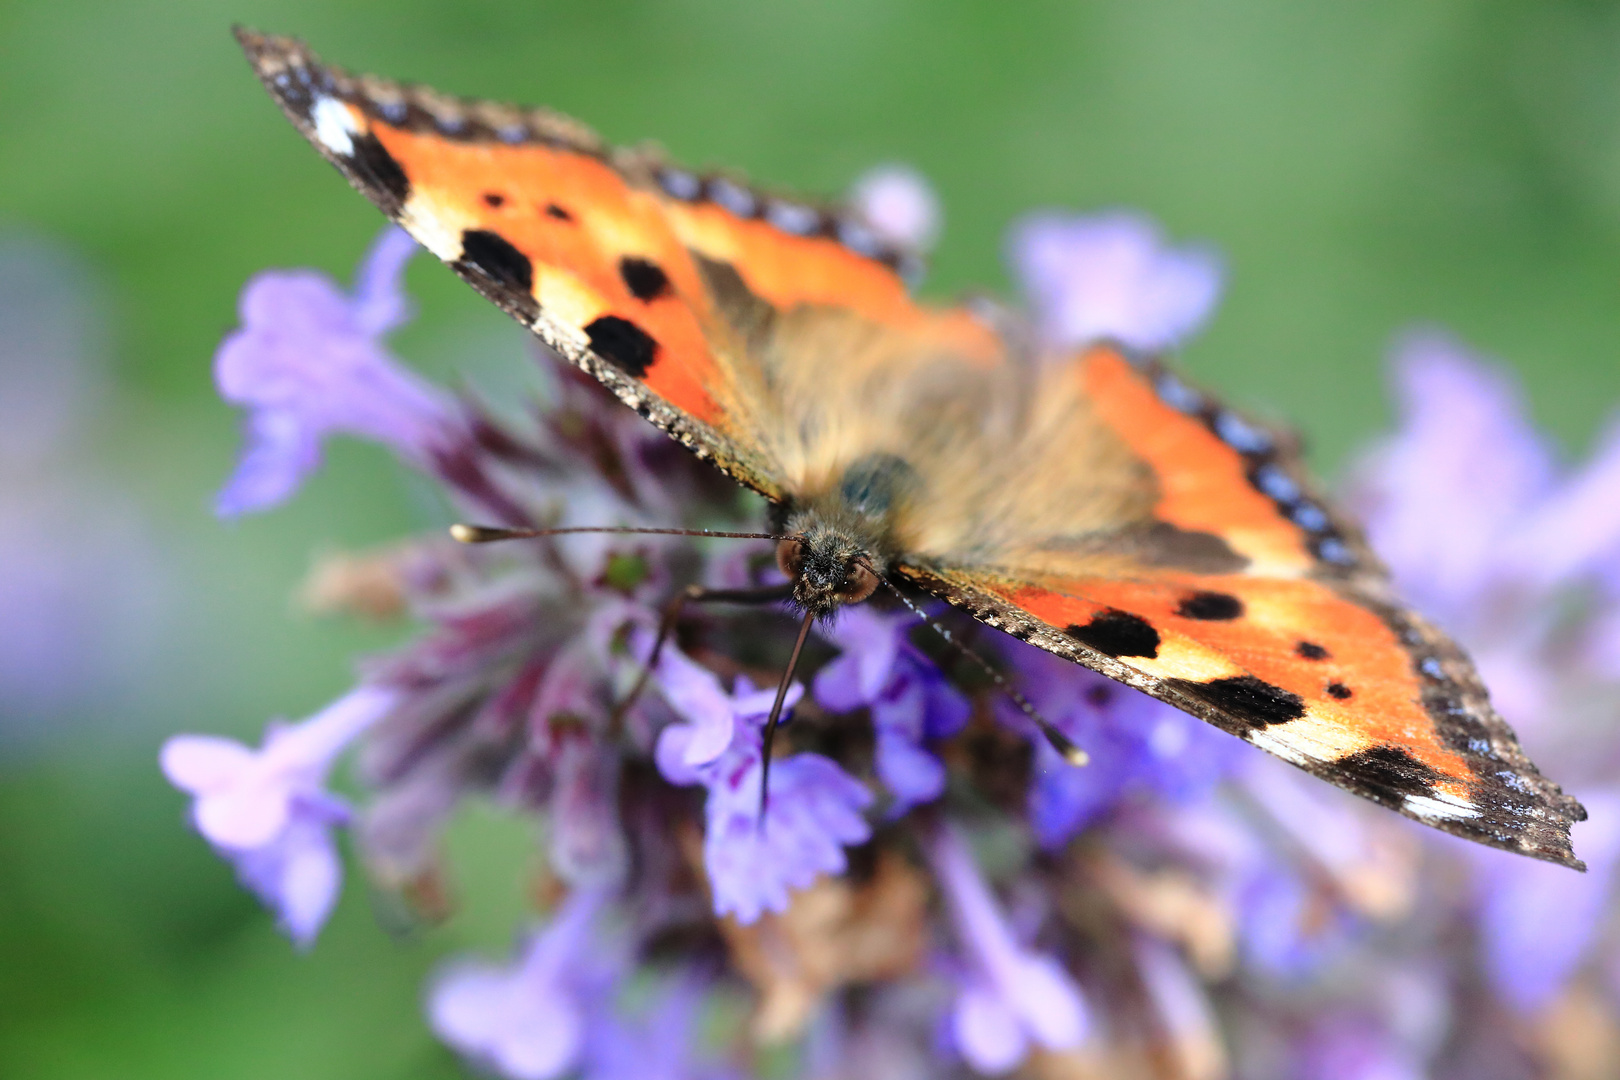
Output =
[
  {"x1": 311, "y1": 96, "x2": 358, "y2": 156},
  {"x1": 1403, "y1": 792, "x2": 1480, "y2": 821},
  {"x1": 1247, "y1": 729, "x2": 1309, "y2": 766}
]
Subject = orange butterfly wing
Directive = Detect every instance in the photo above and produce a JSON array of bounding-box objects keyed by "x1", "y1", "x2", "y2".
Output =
[
  {"x1": 237, "y1": 29, "x2": 993, "y2": 503},
  {"x1": 902, "y1": 350, "x2": 1585, "y2": 867},
  {"x1": 239, "y1": 31, "x2": 1584, "y2": 867}
]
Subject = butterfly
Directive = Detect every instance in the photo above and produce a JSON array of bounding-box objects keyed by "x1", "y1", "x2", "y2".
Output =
[{"x1": 236, "y1": 28, "x2": 1586, "y2": 868}]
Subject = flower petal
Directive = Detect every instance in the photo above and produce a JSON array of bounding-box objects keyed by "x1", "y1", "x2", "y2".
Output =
[
  {"x1": 953, "y1": 983, "x2": 1028, "y2": 1075},
  {"x1": 194, "y1": 779, "x2": 291, "y2": 849},
  {"x1": 159, "y1": 734, "x2": 255, "y2": 793},
  {"x1": 1008, "y1": 211, "x2": 1222, "y2": 353}
]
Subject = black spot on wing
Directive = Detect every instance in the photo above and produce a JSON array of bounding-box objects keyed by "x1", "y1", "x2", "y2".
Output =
[
  {"x1": 1176, "y1": 591, "x2": 1244, "y2": 621},
  {"x1": 585, "y1": 316, "x2": 659, "y2": 378},
  {"x1": 1327, "y1": 682, "x2": 1353, "y2": 700},
  {"x1": 1296, "y1": 641, "x2": 1330, "y2": 660},
  {"x1": 482, "y1": 192, "x2": 505, "y2": 208},
  {"x1": 349, "y1": 133, "x2": 410, "y2": 213},
  {"x1": 458, "y1": 229, "x2": 534, "y2": 294},
  {"x1": 453, "y1": 229, "x2": 538, "y2": 322},
  {"x1": 1066, "y1": 610, "x2": 1161, "y2": 659},
  {"x1": 1170, "y1": 675, "x2": 1305, "y2": 727},
  {"x1": 545, "y1": 203, "x2": 574, "y2": 222},
  {"x1": 618, "y1": 257, "x2": 672, "y2": 302},
  {"x1": 1332, "y1": 746, "x2": 1445, "y2": 801}
]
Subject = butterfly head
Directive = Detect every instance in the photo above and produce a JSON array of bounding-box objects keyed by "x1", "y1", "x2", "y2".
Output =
[{"x1": 777, "y1": 526, "x2": 882, "y2": 618}]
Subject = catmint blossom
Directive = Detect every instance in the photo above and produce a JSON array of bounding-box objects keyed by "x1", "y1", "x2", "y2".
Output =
[
  {"x1": 849, "y1": 165, "x2": 942, "y2": 253},
  {"x1": 160, "y1": 684, "x2": 397, "y2": 945},
  {"x1": 0, "y1": 236, "x2": 166, "y2": 735},
  {"x1": 925, "y1": 820, "x2": 1088, "y2": 1073},
  {"x1": 654, "y1": 648, "x2": 873, "y2": 923},
  {"x1": 582, "y1": 974, "x2": 734, "y2": 1080},
  {"x1": 428, "y1": 885, "x2": 613, "y2": 1080},
  {"x1": 213, "y1": 226, "x2": 456, "y2": 515},
  {"x1": 998, "y1": 646, "x2": 1240, "y2": 848},
  {"x1": 1008, "y1": 210, "x2": 1223, "y2": 352},
  {"x1": 814, "y1": 605, "x2": 969, "y2": 813}
]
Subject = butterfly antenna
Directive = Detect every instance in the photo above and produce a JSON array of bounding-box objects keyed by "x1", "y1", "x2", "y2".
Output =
[
  {"x1": 758, "y1": 608, "x2": 817, "y2": 828},
  {"x1": 871, "y1": 572, "x2": 1089, "y2": 767},
  {"x1": 451, "y1": 524, "x2": 787, "y2": 543}
]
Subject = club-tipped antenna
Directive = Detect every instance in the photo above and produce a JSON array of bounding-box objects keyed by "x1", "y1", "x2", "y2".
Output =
[
  {"x1": 871, "y1": 571, "x2": 1088, "y2": 767},
  {"x1": 450, "y1": 523, "x2": 787, "y2": 543},
  {"x1": 758, "y1": 608, "x2": 818, "y2": 827}
]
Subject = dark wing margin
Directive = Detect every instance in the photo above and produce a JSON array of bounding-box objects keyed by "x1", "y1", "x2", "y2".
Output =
[{"x1": 902, "y1": 561, "x2": 1586, "y2": 870}]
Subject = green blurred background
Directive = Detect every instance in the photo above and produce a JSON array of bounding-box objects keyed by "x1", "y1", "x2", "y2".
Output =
[{"x1": 3, "y1": 1, "x2": 1620, "y2": 1076}]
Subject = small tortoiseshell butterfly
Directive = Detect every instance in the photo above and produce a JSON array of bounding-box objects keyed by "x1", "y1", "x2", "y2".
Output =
[{"x1": 236, "y1": 29, "x2": 1586, "y2": 868}]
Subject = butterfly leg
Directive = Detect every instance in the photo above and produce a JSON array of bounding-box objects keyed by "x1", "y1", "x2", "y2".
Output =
[{"x1": 610, "y1": 581, "x2": 793, "y2": 732}]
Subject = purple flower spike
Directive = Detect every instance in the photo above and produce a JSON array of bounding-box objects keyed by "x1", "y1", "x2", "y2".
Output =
[
  {"x1": 428, "y1": 885, "x2": 611, "y2": 1080},
  {"x1": 654, "y1": 651, "x2": 873, "y2": 923},
  {"x1": 925, "y1": 821, "x2": 1088, "y2": 1073},
  {"x1": 1008, "y1": 211, "x2": 1222, "y2": 353},
  {"x1": 815, "y1": 606, "x2": 969, "y2": 813},
  {"x1": 160, "y1": 684, "x2": 397, "y2": 945},
  {"x1": 213, "y1": 226, "x2": 456, "y2": 515},
  {"x1": 1352, "y1": 331, "x2": 1555, "y2": 628}
]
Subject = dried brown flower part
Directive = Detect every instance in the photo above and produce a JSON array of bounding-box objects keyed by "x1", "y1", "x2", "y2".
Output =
[
  {"x1": 720, "y1": 851, "x2": 930, "y2": 1042},
  {"x1": 1089, "y1": 852, "x2": 1236, "y2": 980},
  {"x1": 300, "y1": 544, "x2": 416, "y2": 620},
  {"x1": 1533, "y1": 980, "x2": 1620, "y2": 1080}
]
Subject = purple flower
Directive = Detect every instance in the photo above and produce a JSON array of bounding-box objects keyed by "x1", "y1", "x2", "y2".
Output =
[
  {"x1": 1008, "y1": 211, "x2": 1223, "y2": 353},
  {"x1": 1476, "y1": 788, "x2": 1620, "y2": 1014},
  {"x1": 1354, "y1": 331, "x2": 1620, "y2": 650},
  {"x1": 1352, "y1": 331, "x2": 1558, "y2": 632},
  {"x1": 654, "y1": 648, "x2": 873, "y2": 924},
  {"x1": 428, "y1": 885, "x2": 613, "y2": 1080},
  {"x1": 1003, "y1": 645, "x2": 1240, "y2": 848},
  {"x1": 160, "y1": 684, "x2": 397, "y2": 945},
  {"x1": 849, "y1": 165, "x2": 942, "y2": 252},
  {"x1": 925, "y1": 821, "x2": 1088, "y2": 1073},
  {"x1": 1142, "y1": 787, "x2": 1359, "y2": 979},
  {"x1": 814, "y1": 606, "x2": 969, "y2": 813},
  {"x1": 213, "y1": 226, "x2": 457, "y2": 515},
  {"x1": 583, "y1": 973, "x2": 736, "y2": 1080},
  {"x1": 0, "y1": 236, "x2": 168, "y2": 735},
  {"x1": 1294, "y1": 1015, "x2": 1426, "y2": 1080},
  {"x1": 652, "y1": 641, "x2": 770, "y2": 770}
]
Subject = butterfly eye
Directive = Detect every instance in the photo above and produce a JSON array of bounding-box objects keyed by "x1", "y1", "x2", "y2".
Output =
[
  {"x1": 839, "y1": 560, "x2": 880, "y2": 604},
  {"x1": 776, "y1": 537, "x2": 806, "y2": 580}
]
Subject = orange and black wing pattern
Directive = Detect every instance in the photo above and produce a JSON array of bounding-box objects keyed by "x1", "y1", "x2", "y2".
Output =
[
  {"x1": 236, "y1": 29, "x2": 990, "y2": 505},
  {"x1": 902, "y1": 348, "x2": 1586, "y2": 868},
  {"x1": 238, "y1": 31, "x2": 1584, "y2": 868}
]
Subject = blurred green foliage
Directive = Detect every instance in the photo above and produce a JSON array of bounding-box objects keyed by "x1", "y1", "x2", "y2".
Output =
[{"x1": 2, "y1": 1, "x2": 1619, "y2": 1076}]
